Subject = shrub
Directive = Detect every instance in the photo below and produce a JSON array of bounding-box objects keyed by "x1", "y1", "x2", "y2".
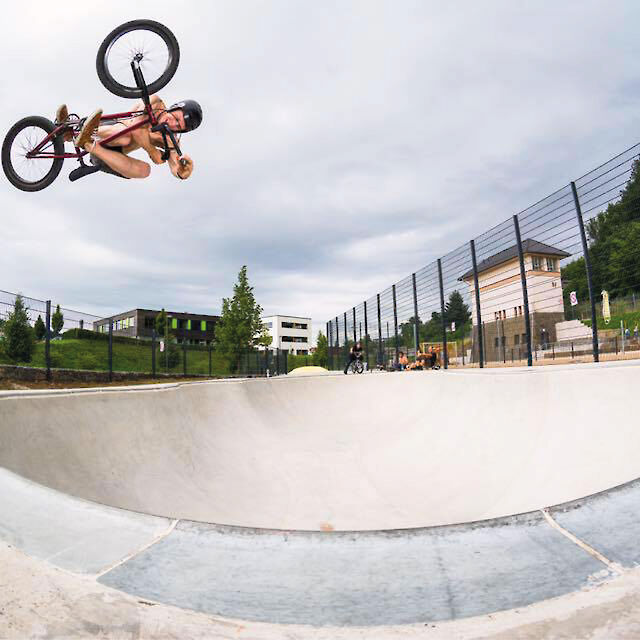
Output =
[
  {"x1": 158, "y1": 343, "x2": 181, "y2": 369},
  {"x1": 4, "y1": 296, "x2": 35, "y2": 362},
  {"x1": 34, "y1": 315, "x2": 46, "y2": 341}
]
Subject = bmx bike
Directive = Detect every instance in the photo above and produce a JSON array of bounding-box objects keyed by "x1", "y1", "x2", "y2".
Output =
[
  {"x1": 2, "y1": 19, "x2": 183, "y2": 192},
  {"x1": 349, "y1": 357, "x2": 365, "y2": 374}
]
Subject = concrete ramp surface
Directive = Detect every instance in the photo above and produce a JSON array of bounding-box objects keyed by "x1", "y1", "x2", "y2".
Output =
[{"x1": 1, "y1": 363, "x2": 638, "y2": 531}]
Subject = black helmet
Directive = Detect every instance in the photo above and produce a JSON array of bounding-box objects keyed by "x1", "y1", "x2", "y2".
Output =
[{"x1": 167, "y1": 99, "x2": 203, "y2": 132}]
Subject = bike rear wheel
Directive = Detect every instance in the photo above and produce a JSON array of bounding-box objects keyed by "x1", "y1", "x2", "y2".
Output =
[
  {"x1": 2, "y1": 116, "x2": 64, "y2": 192},
  {"x1": 96, "y1": 19, "x2": 180, "y2": 99},
  {"x1": 353, "y1": 360, "x2": 364, "y2": 374}
]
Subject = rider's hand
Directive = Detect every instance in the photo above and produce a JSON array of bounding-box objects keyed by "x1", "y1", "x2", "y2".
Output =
[
  {"x1": 149, "y1": 147, "x2": 165, "y2": 165},
  {"x1": 176, "y1": 155, "x2": 193, "y2": 180}
]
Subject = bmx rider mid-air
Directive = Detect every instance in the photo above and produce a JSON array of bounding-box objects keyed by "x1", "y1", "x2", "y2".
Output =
[{"x1": 56, "y1": 96, "x2": 202, "y2": 181}]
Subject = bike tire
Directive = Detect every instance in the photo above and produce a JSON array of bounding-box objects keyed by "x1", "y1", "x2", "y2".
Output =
[
  {"x1": 2, "y1": 116, "x2": 64, "y2": 192},
  {"x1": 96, "y1": 19, "x2": 180, "y2": 99}
]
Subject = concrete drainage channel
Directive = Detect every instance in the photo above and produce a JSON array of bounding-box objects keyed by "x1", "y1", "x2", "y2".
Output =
[{"x1": 1, "y1": 466, "x2": 639, "y2": 627}]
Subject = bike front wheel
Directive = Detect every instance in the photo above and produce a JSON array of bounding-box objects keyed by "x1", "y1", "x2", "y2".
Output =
[
  {"x1": 96, "y1": 19, "x2": 180, "y2": 99},
  {"x1": 2, "y1": 116, "x2": 64, "y2": 192}
]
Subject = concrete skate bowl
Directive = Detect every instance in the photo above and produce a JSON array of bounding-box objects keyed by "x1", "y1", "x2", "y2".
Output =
[{"x1": 1, "y1": 362, "x2": 640, "y2": 627}]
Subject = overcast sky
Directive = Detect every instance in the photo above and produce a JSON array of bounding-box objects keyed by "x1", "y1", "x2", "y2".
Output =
[{"x1": 2, "y1": 1, "x2": 640, "y2": 340}]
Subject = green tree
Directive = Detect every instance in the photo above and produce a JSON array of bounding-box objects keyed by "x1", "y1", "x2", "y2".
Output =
[
  {"x1": 445, "y1": 290, "x2": 471, "y2": 327},
  {"x1": 4, "y1": 295, "x2": 35, "y2": 362},
  {"x1": 399, "y1": 316, "x2": 421, "y2": 349},
  {"x1": 215, "y1": 266, "x2": 269, "y2": 371},
  {"x1": 34, "y1": 314, "x2": 46, "y2": 340},
  {"x1": 51, "y1": 304, "x2": 64, "y2": 334},
  {"x1": 313, "y1": 331, "x2": 328, "y2": 367},
  {"x1": 155, "y1": 308, "x2": 168, "y2": 338},
  {"x1": 562, "y1": 158, "x2": 640, "y2": 302}
]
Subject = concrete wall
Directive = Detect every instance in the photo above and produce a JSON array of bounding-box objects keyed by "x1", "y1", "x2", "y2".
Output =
[{"x1": 1, "y1": 364, "x2": 638, "y2": 531}]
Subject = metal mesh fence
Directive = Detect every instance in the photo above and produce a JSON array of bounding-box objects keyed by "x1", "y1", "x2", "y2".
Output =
[
  {"x1": 328, "y1": 143, "x2": 640, "y2": 370},
  {"x1": 0, "y1": 288, "x2": 295, "y2": 379}
]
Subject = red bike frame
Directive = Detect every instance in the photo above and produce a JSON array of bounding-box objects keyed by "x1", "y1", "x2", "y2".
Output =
[{"x1": 25, "y1": 102, "x2": 158, "y2": 160}]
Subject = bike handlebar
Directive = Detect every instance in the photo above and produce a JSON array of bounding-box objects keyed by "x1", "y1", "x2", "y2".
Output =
[{"x1": 151, "y1": 122, "x2": 185, "y2": 163}]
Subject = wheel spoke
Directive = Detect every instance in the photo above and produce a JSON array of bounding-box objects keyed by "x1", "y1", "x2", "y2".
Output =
[
  {"x1": 105, "y1": 27, "x2": 170, "y2": 88},
  {"x1": 9, "y1": 124, "x2": 57, "y2": 183}
]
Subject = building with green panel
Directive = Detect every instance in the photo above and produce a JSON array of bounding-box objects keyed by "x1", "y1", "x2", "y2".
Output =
[{"x1": 93, "y1": 308, "x2": 219, "y2": 345}]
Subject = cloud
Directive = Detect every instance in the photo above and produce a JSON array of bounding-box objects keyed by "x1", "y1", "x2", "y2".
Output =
[{"x1": 2, "y1": 0, "x2": 640, "y2": 342}]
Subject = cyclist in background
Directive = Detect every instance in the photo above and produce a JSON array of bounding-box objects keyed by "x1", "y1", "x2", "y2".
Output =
[{"x1": 344, "y1": 341, "x2": 364, "y2": 374}]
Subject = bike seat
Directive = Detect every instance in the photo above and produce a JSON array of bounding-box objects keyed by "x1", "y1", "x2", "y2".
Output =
[{"x1": 69, "y1": 165, "x2": 101, "y2": 182}]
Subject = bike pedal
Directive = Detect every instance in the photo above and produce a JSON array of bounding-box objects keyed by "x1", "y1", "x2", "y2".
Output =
[{"x1": 68, "y1": 165, "x2": 101, "y2": 182}]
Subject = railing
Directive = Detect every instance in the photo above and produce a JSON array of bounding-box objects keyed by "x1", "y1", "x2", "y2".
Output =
[{"x1": 327, "y1": 143, "x2": 640, "y2": 371}]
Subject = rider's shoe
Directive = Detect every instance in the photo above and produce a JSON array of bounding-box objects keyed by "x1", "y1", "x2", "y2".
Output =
[
  {"x1": 74, "y1": 109, "x2": 103, "y2": 150},
  {"x1": 55, "y1": 104, "x2": 74, "y2": 142},
  {"x1": 68, "y1": 164, "x2": 101, "y2": 182},
  {"x1": 55, "y1": 104, "x2": 68, "y2": 124}
]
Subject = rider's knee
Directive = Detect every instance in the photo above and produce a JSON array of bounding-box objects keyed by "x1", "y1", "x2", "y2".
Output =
[{"x1": 136, "y1": 162, "x2": 151, "y2": 179}]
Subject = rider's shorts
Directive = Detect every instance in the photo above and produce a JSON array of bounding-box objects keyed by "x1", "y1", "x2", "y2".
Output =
[{"x1": 90, "y1": 146, "x2": 130, "y2": 179}]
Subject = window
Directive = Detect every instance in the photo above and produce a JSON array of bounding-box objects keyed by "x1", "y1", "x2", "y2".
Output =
[
  {"x1": 521, "y1": 334, "x2": 527, "y2": 345},
  {"x1": 514, "y1": 307, "x2": 518, "y2": 317},
  {"x1": 264, "y1": 322, "x2": 272, "y2": 328},
  {"x1": 514, "y1": 334, "x2": 520, "y2": 345},
  {"x1": 546, "y1": 258, "x2": 557, "y2": 271},
  {"x1": 144, "y1": 317, "x2": 154, "y2": 329},
  {"x1": 519, "y1": 305, "x2": 523, "y2": 315},
  {"x1": 532, "y1": 256, "x2": 541, "y2": 270},
  {"x1": 281, "y1": 336, "x2": 308, "y2": 343},
  {"x1": 494, "y1": 337, "x2": 499, "y2": 348},
  {"x1": 281, "y1": 321, "x2": 308, "y2": 329}
]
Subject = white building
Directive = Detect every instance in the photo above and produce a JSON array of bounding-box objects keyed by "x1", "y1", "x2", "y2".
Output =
[
  {"x1": 460, "y1": 239, "x2": 569, "y2": 324},
  {"x1": 262, "y1": 315, "x2": 312, "y2": 355}
]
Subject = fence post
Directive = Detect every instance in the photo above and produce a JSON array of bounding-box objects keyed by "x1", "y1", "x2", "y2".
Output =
[
  {"x1": 151, "y1": 330, "x2": 157, "y2": 377},
  {"x1": 108, "y1": 318, "x2": 113, "y2": 382},
  {"x1": 377, "y1": 293, "x2": 382, "y2": 366},
  {"x1": 364, "y1": 301, "x2": 369, "y2": 367},
  {"x1": 412, "y1": 273, "x2": 419, "y2": 358},
  {"x1": 470, "y1": 240, "x2": 484, "y2": 368},
  {"x1": 352, "y1": 307, "x2": 357, "y2": 344},
  {"x1": 437, "y1": 259, "x2": 448, "y2": 369},
  {"x1": 571, "y1": 181, "x2": 599, "y2": 362},
  {"x1": 326, "y1": 321, "x2": 331, "y2": 370},
  {"x1": 513, "y1": 215, "x2": 533, "y2": 366},
  {"x1": 343, "y1": 311, "x2": 348, "y2": 369},
  {"x1": 183, "y1": 340, "x2": 187, "y2": 376},
  {"x1": 45, "y1": 300, "x2": 51, "y2": 382},
  {"x1": 209, "y1": 344, "x2": 212, "y2": 377},
  {"x1": 392, "y1": 284, "x2": 399, "y2": 365}
]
